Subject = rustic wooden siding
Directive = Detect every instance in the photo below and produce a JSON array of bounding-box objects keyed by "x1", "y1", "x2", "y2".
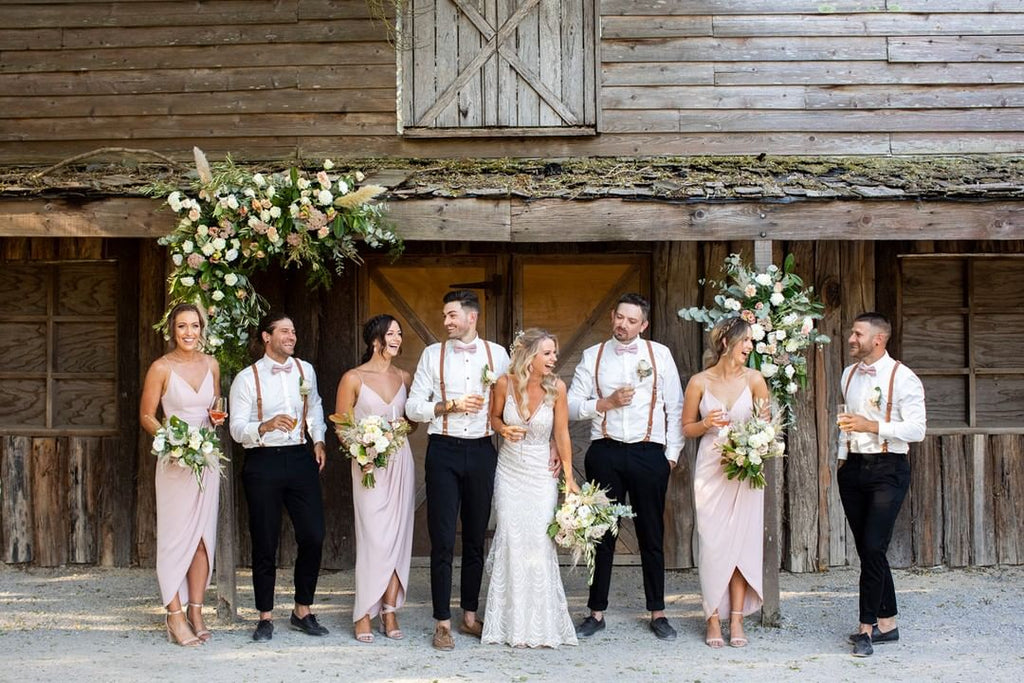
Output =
[{"x1": 1, "y1": 0, "x2": 1021, "y2": 162}]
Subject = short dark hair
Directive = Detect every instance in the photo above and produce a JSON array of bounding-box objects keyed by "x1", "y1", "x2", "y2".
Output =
[
  {"x1": 854, "y1": 311, "x2": 891, "y2": 337},
  {"x1": 615, "y1": 292, "x2": 650, "y2": 321},
  {"x1": 443, "y1": 289, "x2": 480, "y2": 313},
  {"x1": 361, "y1": 314, "x2": 401, "y2": 364}
]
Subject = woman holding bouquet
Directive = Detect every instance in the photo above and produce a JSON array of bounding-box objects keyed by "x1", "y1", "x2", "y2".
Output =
[
  {"x1": 483, "y1": 328, "x2": 579, "y2": 648},
  {"x1": 335, "y1": 314, "x2": 415, "y2": 643},
  {"x1": 139, "y1": 303, "x2": 224, "y2": 646},
  {"x1": 682, "y1": 316, "x2": 770, "y2": 649}
]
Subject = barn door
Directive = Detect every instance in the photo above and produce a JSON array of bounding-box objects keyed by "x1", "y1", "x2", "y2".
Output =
[
  {"x1": 512, "y1": 255, "x2": 650, "y2": 558},
  {"x1": 399, "y1": 0, "x2": 597, "y2": 135},
  {"x1": 363, "y1": 256, "x2": 500, "y2": 556}
]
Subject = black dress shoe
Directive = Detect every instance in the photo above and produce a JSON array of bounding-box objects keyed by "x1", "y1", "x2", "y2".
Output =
[
  {"x1": 851, "y1": 633, "x2": 873, "y2": 657},
  {"x1": 650, "y1": 617, "x2": 677, "y2": 641},
  {"x1": 575, "y1": 615, "x2": 606, "y2": 637},
  {"x1": 290, "y1": 612, "x2": 329, "y2": 636},
  {"x1": 848, "y1": 625, "x2": 900, "y2": 644},
  {"x1": 252, "y1": 619, "x2": 274, "y2": 642}
]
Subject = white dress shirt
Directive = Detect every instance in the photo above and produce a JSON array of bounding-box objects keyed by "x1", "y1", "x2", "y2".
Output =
[
  {"x1": 406, "y1": 336, "x2": 511, "y2": 438},
  {"x1": 228, "y1": 354, "x2": 327, "y2": 448},
  {"x1": 567, "y1": 338, "x2": 684, "y2": 463},
  {"x1": 837, "y1": 351, "x2": 926, "y2": 459}
]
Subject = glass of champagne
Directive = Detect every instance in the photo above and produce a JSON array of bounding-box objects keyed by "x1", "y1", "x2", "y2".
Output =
[
  {"x1": 837, "y1": 403, "x2": 849, "y2": 431},
  {"x1": 208, "y1": 397, "x2": 228, "y2": 426}
]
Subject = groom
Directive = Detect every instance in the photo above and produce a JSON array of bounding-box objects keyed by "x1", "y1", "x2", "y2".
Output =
[
  {"x1": 406, "y1": 289, "x2": 510, "y2": 651},
  {"x1": 567, "y1": 293, "x2": 684, "y2": 640}
]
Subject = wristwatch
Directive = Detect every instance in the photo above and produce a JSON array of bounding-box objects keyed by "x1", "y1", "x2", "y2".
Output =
[{"x1": 445, "y1": 399, "x2": 457, "y2": 414}]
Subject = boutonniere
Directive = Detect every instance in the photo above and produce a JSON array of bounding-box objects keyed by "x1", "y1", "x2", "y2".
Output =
[
  {"x1": 481, "y1": 364, "x2": 497, "y2": 388},
  {"x1": 869, "y1": 386, "x2": 882, "y2": 409},
  {"x1": 299, "y1": 377, "x2": 312, "y2": 397},
  {"x1": 636, "y1": 359, "x2": 653, "y2": 380}
]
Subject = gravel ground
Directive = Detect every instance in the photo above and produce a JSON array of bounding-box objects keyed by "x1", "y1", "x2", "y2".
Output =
[{"x1": 0, "y1": 562, "x2": 1021, "y2": 682}]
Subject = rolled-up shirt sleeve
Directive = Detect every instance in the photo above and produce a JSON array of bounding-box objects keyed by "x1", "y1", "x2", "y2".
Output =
[
  {"x1": 568, "y1": 348, "x2": 602, "y2": 422},
  {"x1": 228, "y1": 370, "x2": 263, "y2": 448},
  {"x1": 659, "y1": 348, "x2": 684, "y2": 463},
  {"x1": 877, "y1": 371, "x2": 927, "y2": 445},
  {"x1": 405, "y1": 347, "x2": 438, "y2": 424}
]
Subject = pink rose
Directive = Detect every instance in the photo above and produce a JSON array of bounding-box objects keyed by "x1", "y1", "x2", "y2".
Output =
[{"x1": 186, "y1": 252, "x2": 205, "y2": 270}]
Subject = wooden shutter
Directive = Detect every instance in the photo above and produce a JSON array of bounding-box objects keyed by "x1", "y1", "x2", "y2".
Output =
[{"x1": 399, "y1": 0, "x2": 597, "y2": 136}]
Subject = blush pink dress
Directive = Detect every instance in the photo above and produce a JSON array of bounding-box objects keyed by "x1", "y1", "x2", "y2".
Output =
[
  {"x1": 156, "y1": 369, "x2": 220, "y2": 608},
  {"x1": 693, "y1": 384, "x2": 764, "y2": 619},
  {"x1": 351, "y1": 381, "x2": 415, "y2": 621}
]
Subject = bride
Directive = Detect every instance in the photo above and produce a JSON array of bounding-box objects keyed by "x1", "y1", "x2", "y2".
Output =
[{"x1": 483, "y1": 328, "x2": 579, "y2": 648}]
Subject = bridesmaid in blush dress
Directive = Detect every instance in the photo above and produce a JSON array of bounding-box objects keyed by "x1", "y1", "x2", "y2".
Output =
[
  {"x1": 139, "y1": 303, "x2": 224, "y2": 647},
  {"x1": 335, "y1": 314, "x2": 416, "y2": 643},
  {"x1": 682, "y1": 316, "x2": 771, "y2": 649}
]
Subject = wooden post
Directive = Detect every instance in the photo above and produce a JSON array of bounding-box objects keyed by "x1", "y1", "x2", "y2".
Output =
[
  {"x1": 66, "y1": 436, "x2": 98, "y2": 564},
  {"x1": 31, "y1": 437, "x2": 67, "y2": 567},
  {"x1": 755, "y1": 240, "x2": 781, "y2": 627},
  {"x1": 1, "y1": 435, "x2": 33, "y2": 563}
]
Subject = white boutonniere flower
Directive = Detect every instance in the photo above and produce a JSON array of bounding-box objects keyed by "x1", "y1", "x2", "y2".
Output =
[
  {"x1": 869, "y1": 386, "x2": 882, "y2": 409},
  {"x1": 481, "y1": 364, "x2": 497, "y2": 388},
  {"x1": 636, "y1": 359, "x2": 653, "y2": 380},
  {"x1": 299, "y1": 377, "x2": 312, "y2": 397}
]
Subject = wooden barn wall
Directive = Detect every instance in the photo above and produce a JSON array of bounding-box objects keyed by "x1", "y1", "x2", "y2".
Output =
[
  {"x1": 1, "y1": 0, "x2": 1022, "y2": 162},
  {"x1": 2, "y1": 236, "x2": 1022, "y2": 572}
]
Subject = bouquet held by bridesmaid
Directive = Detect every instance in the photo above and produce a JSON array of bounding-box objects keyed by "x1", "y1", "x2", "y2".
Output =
[{"x1": 332, "y1": 412, "x2": 412, "y2": 488}]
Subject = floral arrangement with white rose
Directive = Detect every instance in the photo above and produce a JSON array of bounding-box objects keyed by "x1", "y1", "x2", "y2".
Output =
[
  {"x1": 679, "y1": 253, "x2": 830, "y2": 425},
  {"x1": 147, "y1": 148, "x2": 403, "y2": 373},
  {"x1": 330, "y1": 412, "x2": 412, "y2": 489},
  {"x1": 151, "y1": 415, "x2": 226, "y2": 491},
  {"x1": 717, "y1": 400, "x2": 786, "y2": 489},
  {"x1": 547, "y1": 481, "x2": 635, "y2": 585},
  {"x1": 481, "y1": 364, "x2": 498, "y2": 388}
]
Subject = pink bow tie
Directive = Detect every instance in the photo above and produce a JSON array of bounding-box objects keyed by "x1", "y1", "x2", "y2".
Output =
[
  {"x1": 271, "y1": 363, "x2": 292, "y2": 374},
  {"x1": 856, "y1": 363, "x2": 877, "y2": 376},
  {"x1": 453, "y1": 342, "x2": 476, "y2": 354},
  {"x1": 615, "y1": 343, "x2": 638, "y2": 356}
]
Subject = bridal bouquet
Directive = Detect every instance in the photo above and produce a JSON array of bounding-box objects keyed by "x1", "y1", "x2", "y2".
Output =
[
  {"x1": 717, "y1": 404, "x2": 786, "y2": 489},
  {"x1": 547, "y1": 481, "x2": 635, "y2": 585},
  {"x1": 151, "y1": 415, "x2": 226, "y2": 490},
  {"x1": 331, "y1": 413, "x2": 412, "y2": 488}
]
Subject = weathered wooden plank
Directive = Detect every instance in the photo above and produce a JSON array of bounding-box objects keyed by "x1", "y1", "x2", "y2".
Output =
[
  {"x1": 66, "y1": 436, "x2": 99, "y2": 564},
  {"x1": 496, "y1": 0, "x2": 516, "y2": 126},
  {"x1": 665, "y1": 109, "x2": 1024, "y2": 134},
  {"x1": 388, "y1": 198, "x2": 512, "y2": 241},
  {"x1": 297, "y1": 0, "x2": 376, "y2": 20},
  {"x1": 0, "y1": 43, "x2": 393, "y2": 73},
  {"x1": 61, "y1": 19, "x2": 385, "y2": 48},
  {"x1": 0, "y1": 28, "x2": 62, "y2": 49},
  {"x1": 602, "y1": 15, "x2": 711, "y2": 39},
  {"x1": 481, "y1": 0, "x2": 498, "y2": 127},
  {"x1": 891, "y1": 132, "x2": 1024, "y2": 154},
  {"x1": 992, "y1": 434, "x2": 1024, "y2": 564},
  {"x1": 941, "y1": 435, "x2": 970, "y2": 567},
  {"x1": 433, "y1": 0, "x2": 459, "y2": 126},
  {"x1": 653, "y1": 242, "x2": 698, "y2": 569},
  {"x1": 911, "y1": 436, "x2": 943, "y2": 566},
  {"x1": 970, "y1": 434, "x2": 997, "y2": 565},
  {"x1": 602, "y1": 85, "x2": 806, "y2": 109},
  {"x1": 516, "y1": 0, "x2": 542, "y2": 126},
  {"x1": 602, "y1": 62, "x2": 713, "y2": 86},
  {"x1": 560, "y1": 0, "x2": 584, "y2": 123},
  {"x1": 538, "y1": 0, "x2": 562, "y2": 126},
  {"x1": 411, "y1": 0, "x2": 436, "y2": 125},
  {"x1": 600, "y1": 0, "x2": 885, "y2": 14},
  {"x1": 1, "y1": 435, "x2": 33, "y2": 563},
  {"x1": 713, "y1": 61, "x2": 1024, "y2": 86},
  {"x1": 894, "y1": 0, "x2": 1024, "y2": 10},
  {"x1": 2, "y1": 0, "x2": 300, "y2": 28},
  {"x1": 0, "y1": 67, "x2": 306, "y2": 97},
  {"x1": 805, "y1": 85, "x2": 1024, "y2": 109},
  {"x1": 0, "y1": 199, "x2": 176, "y2": 239},
  {"x1": 31, "y1": 437, "x2": 67, "y2": 567},
  {"x1": 889, "y1": 36, "x2": 1024, "y2": 62},
  {"x1": 603, "y1": 37, "x2": 888, "y2": 62},
  {"x1": 457, "y1": 0, "x2": 483, "y2": 127},
  {"x1": 715, "y1": 13, "x2": 1024, "y2": 37},
  {"x1": 98, "y1": 436, "x2": 131, "y2": 566}
]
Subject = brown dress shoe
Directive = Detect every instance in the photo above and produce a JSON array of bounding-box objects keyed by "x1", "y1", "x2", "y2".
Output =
[
  {"x1": 458, "y1": 619, "x2": 484, "y2": 638},
  {"x1": 433, "y1": 624, "x2": 455, "y2": 651}
]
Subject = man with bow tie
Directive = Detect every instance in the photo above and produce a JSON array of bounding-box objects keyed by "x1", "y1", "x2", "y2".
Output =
[
  {"x1": 567, "y1": 293, "x2": 683, "y2": 641},
  {"x1": 229, "y1": 313, "x2": 329, "y2": 642},
  {"x1": 837, "y1": 312, "x2": 926, "y2": 657},
  {"x1": 406, "y1": 290, "x2": 510, "y2": 650}
]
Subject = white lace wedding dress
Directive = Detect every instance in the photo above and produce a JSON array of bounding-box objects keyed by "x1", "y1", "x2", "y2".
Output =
[{"x1": 482, "y1": 395, "x2": 577, "y2": 648}]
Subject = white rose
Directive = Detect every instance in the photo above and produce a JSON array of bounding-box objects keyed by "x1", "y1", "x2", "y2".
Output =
[
  {"x1": 208, "y1": 335, "x2": 222, "y2": 347},
  {"x1": 212, "y1": 237, "x2": 226, "y2": 251},
  {"x1": 168, "y1": 192, "x2": 183, "y2": 212},
  {"x1": 297, "y1": 178, "x2": 311, "y2": 190},
  {"x1": 787, "y1": 382, "x2": 799, "y2": 394},
  {"x1": 196, "y1": 224, "x2": 209, "y2": 238},
  {"x1": 266, "y1": 185, "x2": 276, "y2": 198},
  {"x1": 744, "y1": 284, "x2": 757, "y2": 297},
  {"x1": 226, "y1": 195, "x2": 239, "y2": 210},
  {"x1": 180, "y1": 276, "x2": 195, "y2": 287},
  {"x1": 785, "y1": 339, "x2": 800, "y2": 352},
  {"x1": 224, "y1": 273, "x2": 238, "y2": 286},
  {"x1": 188, "y1": 431, "x2": 202, "y2": 450},
  {"x1": 269, "y1": 206, "x2": 282, "y2": 219},
  {"x1": 783, "y1": 312, "x2": 798, "y2": 325},
  {"x1": 774, "y1": 281, "x2": 784, "y2": 293},
  {"x1": 354, "y1": 171, "x2": 365, "y2": 182},
  {"x1": 770, "y1": 292, "x2": 785, "y2": 306},
  {"x1": 755, "y1": 273, "x2": 772, "y2": 287},
  {"x1": 373, "y1": 438, "x2": 390, "y2": 453},
  {"x1": 784, "y1": 364, "x2": 796, "y2": 378},
  {"x1": 201, "y1": 440, "x2": 214, "y2": 455},
  {"x1": 182, "y1": 240, "x2": 194, "y2": 254},
  {"x1": 318, "y1": 189, "x2": 333, "y2": 205},
  {"x1": 337, "y1": 180, "x2": 349, "y2": 195},
  {"x1": 260, "y1": 210, "x2": 271, "y2": 222},
  {"x1": 801, "y1": 317, "x2": 814, "y2": 335},
  {"x1": 211, "y1": 290, "x2": 225, "y2": 301},
  {"x1": 724, "y1": 297, "x2": 742, "y2": 312},
  {"x1": 225, "y1": 248, "x2": 239, "y2": 262},
  {"x1": 761, "y1": 363, "x2": 779, "y2": 378},
  {"x1": 323, "y1": 159, "x2": 335, "y2": 170},
  {"x1": 171, "y1": 253, "x2": 183, "y2": 266},
  {"x1": 348, "y1": 444, "x2": 362, "y2": 458},
  {"x1": 201, "y1": 241, "x2": 215, "y2": 256},
  {"x1": 749, "y1": 452, "x2": 763, "y2": 465},
  {"x1": 253, "y1": 173, "x2": 266, "y2": 187},
  {"x1": 152, "y1": 435, "x2": 165, "y2": 452},
  {"x1": 755, "y1": 342, "x2": 768, "y2": 354},
  {"x1": 244, "y1": 187, "x2": 256, "y2": 198},
  {"x1": 750, "y1": 323, "x2": 766, "y2": 341}
]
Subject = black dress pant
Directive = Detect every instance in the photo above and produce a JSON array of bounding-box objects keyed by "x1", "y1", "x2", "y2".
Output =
[
  {"x1": 838, "y1": 452, "x2": 911, "y2": 625},
  {"x1": 585, "y1": 438, "x2": 671, "y2": 612},
  {"x1": 242, "y1": 445, "x2": 325, "y2": 613},
  {"x1": 424, "y1": 434, "x2": 498, "y2": 621}
]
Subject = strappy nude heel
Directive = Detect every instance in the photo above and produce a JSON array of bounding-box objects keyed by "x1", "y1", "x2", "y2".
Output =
[
  {"x1": 186, "y1": 603, "x2": 211, "y2": 642},
  {"x1": 166, "y1": 609, "x2": 201, "y2": 647},
  {"x1": 705, "y1": 612, "x2": 724, "y2": 649},
  {"x1": 379, "y1": 604, "x2": 404, "y2": 640},
  {"x1": 729, "y1": 610, "x2": 748, "y2": 648},
  {"x1": 354, "y1": 614, "x2": 375, "y2": 643}
]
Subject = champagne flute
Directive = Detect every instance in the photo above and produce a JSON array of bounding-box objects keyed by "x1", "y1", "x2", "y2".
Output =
[
  {"x1": 208, "y1": 397, "x2": 228, "y2": 426},
  {"x1": 836, "y1": 403, "x2": 849, "y2": 430}
]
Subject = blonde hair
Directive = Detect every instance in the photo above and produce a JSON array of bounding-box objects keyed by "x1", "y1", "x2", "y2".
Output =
[
  {"x1": 508, "y1": 328, "x2": 559, "y2": 418},
  {"x1": 703, "y1": 316, "x2": 751, "y2": 368}
]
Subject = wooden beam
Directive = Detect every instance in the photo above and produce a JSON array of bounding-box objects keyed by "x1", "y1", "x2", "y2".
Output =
[{"x1": 1, "y1": 435, "x2": 33, "y2": 563}]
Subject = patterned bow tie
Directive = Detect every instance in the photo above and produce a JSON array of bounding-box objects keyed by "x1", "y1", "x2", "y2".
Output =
[
  {"x1": 271, "y1": 363, "x2": 292, "y2": 374},
  {"x1": 453, "y1": 342, "x2": 476, "y2": 354},
  {"x1": 615, "y1": 343, "x2": 638, "y2": 355},
  {"x1": 856, "y1": 363, "x2": 877, "y2": 376}
]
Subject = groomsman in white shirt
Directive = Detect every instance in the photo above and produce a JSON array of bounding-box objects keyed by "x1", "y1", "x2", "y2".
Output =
[
  {"x1": 229, "y1": 313, "x2": 329, "y2": 642},
  {"x1": 837, "y1": 311, "x2": 926, "y2": 658},
  {"x1": 567, "y1": 293, "x2": 684, "y2": 641},
  {"x1": 406, "y1": 290, "x2": 510, "y2": 651}
]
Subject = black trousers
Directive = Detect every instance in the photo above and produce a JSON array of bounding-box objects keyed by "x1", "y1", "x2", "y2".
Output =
[
  {"x1": 838, "y1": 452, "x2": 911, "y2": 625},
  {"x1": 424, "y1": 434, "x2": 497, "y2": 621},
  {"x1": 585, "y1": 438, "x2": 671, "y2": 612},
  {"x1": 242, "y1": 445, "x2": 325, "y2": 613}
]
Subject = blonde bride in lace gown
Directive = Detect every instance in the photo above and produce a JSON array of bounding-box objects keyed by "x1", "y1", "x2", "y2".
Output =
[{"x1": 483, "y1": 328, "x2": 579, "y2": 648}]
